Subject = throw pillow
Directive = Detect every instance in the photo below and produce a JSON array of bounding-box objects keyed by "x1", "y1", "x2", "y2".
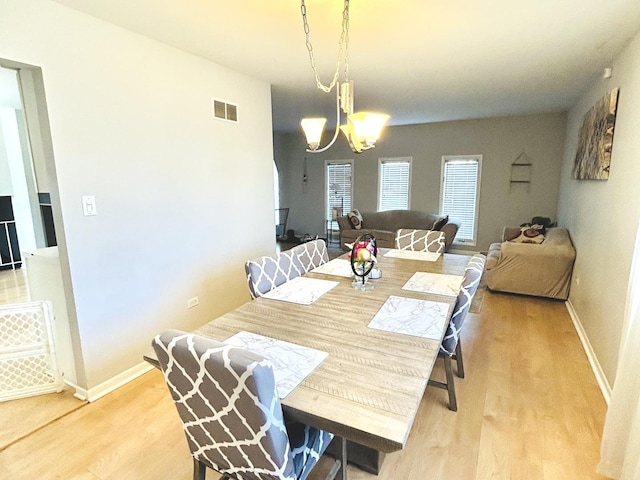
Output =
[
  {"x1": 431, "y1": 215, "x2": 448, "y2": 231},
  {"x1": 347, "y1": 209, "x2": 363, "y2": 230},
  {"x1": 507, "y1": 226, "x2": 545, "y2": 244}
]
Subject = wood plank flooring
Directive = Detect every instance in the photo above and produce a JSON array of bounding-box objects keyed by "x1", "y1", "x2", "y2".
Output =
[
  {"x1": 0, "y1": 290, "x2": 610, "y2": 479},
  {"x1": 0, "y1": 267, "x2": 29, "y2": 305},
  {"x1": 0, "y1": 387, "x2": 85, "y2": 451}
]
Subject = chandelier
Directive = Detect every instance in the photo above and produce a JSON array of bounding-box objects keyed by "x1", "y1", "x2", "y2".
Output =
[{"x1": 299, "y1": 0, "x2": 390, "y2": 154}]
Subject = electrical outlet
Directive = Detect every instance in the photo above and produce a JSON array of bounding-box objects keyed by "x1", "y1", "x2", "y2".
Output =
[
  {"x1": 187, "y1": 296, "x2": 199, "y2": 309},
  {"x1": 575, "y1": 276, "x2": 580, "y2": 285}
]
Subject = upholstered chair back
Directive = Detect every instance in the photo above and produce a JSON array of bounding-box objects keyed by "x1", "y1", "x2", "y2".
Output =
[
  {"x1": 395, "y1": 229, "x2": 446, "y2": 253},
  {"x1": 152, "y1": 330, "x2": 335, "y2": 480},
  {"x1": 293, "y1": 239, "x2": 329, "y2": 273},
  {"x1": 245, "y1": 239, "x2": 329, "y2": 299},
  {"x1": 440, "y1": 254, "x2": 486, "y2": 356}
]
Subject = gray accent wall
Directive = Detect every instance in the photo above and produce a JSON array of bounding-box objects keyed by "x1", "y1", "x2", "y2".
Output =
[
  {"x1": 558, "y1": 30, "x2": 640, "y2": 388},
  {"x1": 276, "y1": 112, "x2": 567, "y2": 251}
]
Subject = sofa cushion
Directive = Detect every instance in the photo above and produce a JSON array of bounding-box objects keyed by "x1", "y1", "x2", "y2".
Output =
[
  {"x1": 341, "y1": 228, "x2": 395, "y2": 248},
  {"x1": 369, "y1": 229, "x2": 396, "y2": 247},
  {"x1": 347, "y1": 209, "x2": 363, "y2": 229}
]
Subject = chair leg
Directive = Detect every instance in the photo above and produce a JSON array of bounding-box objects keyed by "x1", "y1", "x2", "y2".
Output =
[
  {"x1": 193, "y1": 458, "x2": 207, "y2": 480},
  {"x1": 454, "y1": 339, "x2": 464, "y2": 378},
  {"x1": 443, "y1": 355, "x2": 458, "y2": 412},
  {"x1": 325, "y1": 436, "x2": 347, "y2": 480}
]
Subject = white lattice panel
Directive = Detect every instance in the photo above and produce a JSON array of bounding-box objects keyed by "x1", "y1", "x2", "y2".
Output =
[{"x1": 0, "y1": 301, "x2": 63, "y2": 402}]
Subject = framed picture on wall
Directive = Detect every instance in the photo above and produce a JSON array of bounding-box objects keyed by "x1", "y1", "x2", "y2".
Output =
[{"x1": 572, "y1": 87, "x2": 620, "y2": 180}]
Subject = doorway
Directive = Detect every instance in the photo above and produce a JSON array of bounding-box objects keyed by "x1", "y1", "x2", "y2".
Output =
[
  {"x1": 0, "y1": 58, "x2": 79, "y2": 391},
  {"x1": 0, "y1": 65, "x2": 56, "y2": 265}
]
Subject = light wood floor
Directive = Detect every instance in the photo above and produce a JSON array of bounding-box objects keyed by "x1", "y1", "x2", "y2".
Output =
[
  {"x1": 0, "y1": 290, "x2": 609, "y2": 479},
  {"x1": 0, "y1": 267, "x2": 29, "y2": 305}
]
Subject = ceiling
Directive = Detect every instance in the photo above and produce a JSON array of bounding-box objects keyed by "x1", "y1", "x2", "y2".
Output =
[{"x1": 40, "y1": 1, "x2": 640, "y2": 132}]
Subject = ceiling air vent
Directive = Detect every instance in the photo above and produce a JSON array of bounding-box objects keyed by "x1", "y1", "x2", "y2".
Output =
[{"x1": 212, "y1": 99, "x2": 238, "y2": 123}]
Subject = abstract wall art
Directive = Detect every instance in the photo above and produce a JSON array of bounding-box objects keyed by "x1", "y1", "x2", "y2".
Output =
[{"x1": 573, "y1": 88, "x2": 620, "y2": 180}]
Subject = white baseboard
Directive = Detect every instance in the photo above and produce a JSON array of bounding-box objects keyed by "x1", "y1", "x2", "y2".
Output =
[
  {"x1": 565, "y1": 300, "x2": 612, "y2": 404},
  {"x1": 72, "y1": 361, "x2": 154, "y2": 402}
]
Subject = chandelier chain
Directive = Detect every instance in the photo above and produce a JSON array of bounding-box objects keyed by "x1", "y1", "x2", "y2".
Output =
[{"x1": 301, "y1": 0, "x2": 350, "y2": 93}]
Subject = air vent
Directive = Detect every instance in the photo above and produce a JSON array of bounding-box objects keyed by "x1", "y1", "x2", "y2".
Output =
[{"x1": 212, "y1": 98, "x2": 238, "y2": 123}]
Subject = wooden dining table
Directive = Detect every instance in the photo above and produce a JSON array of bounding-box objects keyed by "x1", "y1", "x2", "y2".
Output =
[{"x1": 180, "y1": 250, "x2": 473, "y2": 473}]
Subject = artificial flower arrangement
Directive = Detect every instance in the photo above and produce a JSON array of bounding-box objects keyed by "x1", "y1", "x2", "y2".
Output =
[{"x1": 346, "y1": 234, "x2": 378, "y2": 289}]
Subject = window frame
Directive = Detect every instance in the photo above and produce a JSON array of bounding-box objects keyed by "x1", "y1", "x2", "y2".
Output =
[
  {"x1": 377, "y1": 157, "x2": 412, "y2": 212},
  {"x1": 439, "y1": 155, "x2": 482, "y2": 246}
]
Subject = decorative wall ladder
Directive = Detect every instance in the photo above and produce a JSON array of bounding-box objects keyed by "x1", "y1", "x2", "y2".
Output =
[{"x1": 510, "y1": 151, "x2": 532, "y2": 192}]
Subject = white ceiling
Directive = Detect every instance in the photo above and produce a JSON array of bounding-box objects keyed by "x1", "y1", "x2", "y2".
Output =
[{"x1": 42, "y1": 1, "x2": 640, "y2": 132}]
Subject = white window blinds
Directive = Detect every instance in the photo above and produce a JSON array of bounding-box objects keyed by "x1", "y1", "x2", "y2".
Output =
[
  {"x1": 326, "y1": 162, "x2": 352, "y2": 220},
  {"x1": 440, "y1": 156, "x2": 481, "y2": 244},
  {"x1": 378, "y1": 158, "x2": 411, "y2": 211}
]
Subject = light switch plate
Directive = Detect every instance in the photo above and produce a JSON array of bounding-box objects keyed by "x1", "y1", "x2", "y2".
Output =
[{"x1": 82, "y1": 195, "x2": 97, "y2": 216}]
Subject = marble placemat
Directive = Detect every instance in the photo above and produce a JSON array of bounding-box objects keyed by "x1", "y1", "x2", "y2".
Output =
[
  {"x1": 311, "y1": 258, "x2": 354, "y2": 277},
  {"x1": 262, "y1": 276, "x2": 339, "y2": 305},
  {"x1": 402, "y1": 272, "x2": 464, "y2": 297},
  {"x1": 367, "y1": 295, "x2": 450, "y2": 340},
  {"x1": 383, "y1": 249, "x2": 441, "y2": 262},
  {"x1": 225, "y1": 331, "x2": 328, "y2": 398}
]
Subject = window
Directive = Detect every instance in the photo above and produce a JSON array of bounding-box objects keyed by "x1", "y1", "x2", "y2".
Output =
[
  {"x1": 325, "y1": 161, "x2": 353, "y2": 224},
  {"x1": 440, "y1": 155, "x2": 482, "y2": 245},
  {"x1": 378, "y1": 158, "x2": 411, "y2": 211}
]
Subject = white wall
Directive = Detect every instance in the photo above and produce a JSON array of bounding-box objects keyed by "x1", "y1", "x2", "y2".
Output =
[
  {"x1": 558, "y1": 30, "x2": 640, "y2": 387},
  {"x1": 276, "y1": 112, "x2": 567, "y2": 251},
  {"x1": 1, "y1": 0, "x2": 275, "y2": 389}
]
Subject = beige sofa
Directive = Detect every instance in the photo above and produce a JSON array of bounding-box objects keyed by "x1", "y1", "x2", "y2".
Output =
[
  {"x1": 484, "y1": 227, "x2": 576, "y2": 300},
  {"x1": 337, "y1": 210, "x2": 461, "y2": 252}
]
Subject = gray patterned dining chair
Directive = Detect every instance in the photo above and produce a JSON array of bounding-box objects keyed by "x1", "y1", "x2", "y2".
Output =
[
  {"x1": 152, "y1": 329, "x2": 346, "y2": 480},
  {"x1": 245, "y1": 239, "x2": 329, "y2": 299},
  {"x1": 294, "y1": 239, "x2": 329, "y2": 273},
  {"x1": 394, "y1": 229, "x2": 446, "y2": 253},
  {"x1": 428, "y1": 253, "x2": 486, "y2": 411}
]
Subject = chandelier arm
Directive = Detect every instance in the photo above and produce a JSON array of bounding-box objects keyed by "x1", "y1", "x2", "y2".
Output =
[
  {"x1": 305, "y1": 86, "x2": 342, "y2": 153},
  {"x1": 300, "y1": 1, "x2": 389, "y2": 154}
]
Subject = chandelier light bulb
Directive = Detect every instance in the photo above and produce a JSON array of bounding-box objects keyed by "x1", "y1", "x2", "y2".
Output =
[
  {"x1": 299, "y1": 1, "x2": 389, "y2": 153},
  {"x1": 349, "y1": 112, "x2": 390, "y2": 147}
]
